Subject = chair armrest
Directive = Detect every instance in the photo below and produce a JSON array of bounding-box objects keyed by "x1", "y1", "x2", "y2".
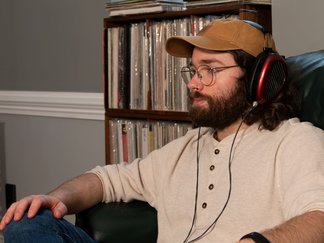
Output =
[{"x1": 75, "y1": 200, "x2": 158, "y2": 243}]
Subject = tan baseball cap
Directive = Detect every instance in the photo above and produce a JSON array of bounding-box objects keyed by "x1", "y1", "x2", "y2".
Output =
[{"x1": 165, "y1": 18, "x2": 276, "y2": 58}]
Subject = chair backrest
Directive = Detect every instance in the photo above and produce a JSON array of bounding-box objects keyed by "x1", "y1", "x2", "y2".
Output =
[{"x1": 286, "y1": 50, "x2": 324, "y2": 129}]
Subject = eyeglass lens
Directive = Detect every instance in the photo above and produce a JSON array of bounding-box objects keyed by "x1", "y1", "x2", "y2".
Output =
[{"x1": 181, "y1": 66, "x2": 214, "y2": 86}]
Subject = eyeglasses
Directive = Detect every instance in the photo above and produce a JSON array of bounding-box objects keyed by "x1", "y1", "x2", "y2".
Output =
[{"x1": 180, "y1": 64, "x2": 239, "y2": 86}]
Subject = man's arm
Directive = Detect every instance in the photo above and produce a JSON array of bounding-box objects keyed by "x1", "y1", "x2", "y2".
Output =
[
  {"x1": 240, "y1": 210, "x2": 324, "y2": 243},
  {"x1": 47, "y1": 172, "x2": 103, "y2": 214},
  {"x1": 0, "y1": 172, "x2": 103, "y2": 230}
]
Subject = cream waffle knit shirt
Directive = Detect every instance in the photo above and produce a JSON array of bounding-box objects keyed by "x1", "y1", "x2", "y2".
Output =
[{"x1": 89, "y1": 118, "x2": 324, "y2": 242}]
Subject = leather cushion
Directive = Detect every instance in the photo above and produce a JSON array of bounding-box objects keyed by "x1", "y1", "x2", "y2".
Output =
[
  {"x1": 286, "y1": 50, "x2": 324, "y2": 129},
  {"x1": 75, "y1": 200, "x2": 158, "y2": 243}
]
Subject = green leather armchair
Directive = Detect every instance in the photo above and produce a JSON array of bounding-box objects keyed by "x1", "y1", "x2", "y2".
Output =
[{"x1": 75, "y1": 50, "x2": 324, "y2": 243}]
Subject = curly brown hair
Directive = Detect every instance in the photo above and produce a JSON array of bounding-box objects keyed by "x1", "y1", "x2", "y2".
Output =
[{"x1": 229, "y1": 50, "x2": 301, "y2": 131}]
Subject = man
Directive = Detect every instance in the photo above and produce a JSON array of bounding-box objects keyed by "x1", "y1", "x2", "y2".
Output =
[{"x1": 1, "y1": 18, "x2": 324, "y2": 243}]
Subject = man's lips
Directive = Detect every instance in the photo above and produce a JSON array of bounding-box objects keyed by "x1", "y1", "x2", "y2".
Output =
[
  {"x1": 191, "y1": 97, "x2": 206, "y2": 105},
  {"x1": 189, "y1": 92, "x2": 208, "y2": 106}
]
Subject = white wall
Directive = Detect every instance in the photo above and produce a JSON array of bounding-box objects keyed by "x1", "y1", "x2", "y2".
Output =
[{"x1": 272, "y1": 0, "x2": 324, "y2": 57}]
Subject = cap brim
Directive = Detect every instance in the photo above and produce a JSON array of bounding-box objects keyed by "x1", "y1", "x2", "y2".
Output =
[{"x1": 166, "y1": 36, "x2": 240, "y2": 58}]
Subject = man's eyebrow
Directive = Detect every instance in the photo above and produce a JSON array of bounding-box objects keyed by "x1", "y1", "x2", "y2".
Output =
[{"x1": 190, "y1": 58, "x2": 226, "y2": 67}]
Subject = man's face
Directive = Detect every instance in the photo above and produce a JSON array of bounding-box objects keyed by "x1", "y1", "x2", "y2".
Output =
[{"x1": 187, "y1": 47, "x2": 247, "y2": 130}]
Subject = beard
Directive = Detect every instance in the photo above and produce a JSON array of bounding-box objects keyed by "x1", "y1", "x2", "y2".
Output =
[{"x1": 188, "y1": 80, "x2": 248, "y2": 130}]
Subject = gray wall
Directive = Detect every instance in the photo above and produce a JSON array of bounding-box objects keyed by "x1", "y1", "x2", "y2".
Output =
[
  {"x1": 0, "y1": 114, "x2": 105, "y2": 223},
  {"x1": 0, "y1": 123, "x2": 6, "y2": 219},
  {"x1": 0, "y1": 0, "x2": 107, "y2": 222},
  {"x1": 0, "y1": 0, "x2": 107, "y2": 92},
  {"x1": 272, "y1": 0, "x2": 324, "y2": 57},
  {"x1": 0, "y1": 114, "x2": 105, "y2": 197}
]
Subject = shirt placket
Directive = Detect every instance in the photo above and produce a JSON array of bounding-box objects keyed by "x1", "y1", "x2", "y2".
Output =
[{"x1": 194, "y1": 143, "x2": 231, "y2": 230}]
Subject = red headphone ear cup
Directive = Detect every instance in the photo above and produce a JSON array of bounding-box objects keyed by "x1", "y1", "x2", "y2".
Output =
[{"x1": 249, "y1": 51, "x2": 287, "y2": 104}]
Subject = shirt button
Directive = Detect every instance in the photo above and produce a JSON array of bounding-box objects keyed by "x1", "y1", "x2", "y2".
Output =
[
  {"x1": 210, "y1": 165, "x2": 215, "y2": 171},
  {"x1": 214, "y1": 149, "x2": 220, "y2": 154},
  {"x1": 208, "y1": 184, "x2": 214, "y2": 190},
  {"x1": 202, "y1": 202, "x2": 207, "y2": 209}
]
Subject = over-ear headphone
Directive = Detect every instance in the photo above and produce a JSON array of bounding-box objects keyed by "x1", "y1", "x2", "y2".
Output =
[{"x1": 244, "y1": 20, "x2": 287, "y2": 105}]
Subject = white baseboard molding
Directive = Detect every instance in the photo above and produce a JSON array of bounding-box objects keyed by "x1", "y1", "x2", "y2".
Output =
[{"x1": 0, "y1": 91, "x2": 105, "y2": 120}]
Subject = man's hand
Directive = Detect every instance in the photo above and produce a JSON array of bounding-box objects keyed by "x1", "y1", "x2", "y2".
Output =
[
  {"x1": 0, "y1": 194, "x2": 67, "y2": 231},
  {"x1": 0, "y1": 173, "x2": 103, "y2": 232}
]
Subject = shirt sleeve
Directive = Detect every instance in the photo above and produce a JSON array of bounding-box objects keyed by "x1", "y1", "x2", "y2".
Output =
[
  {"x1": 87, "y1": 154, "x2": 158, "y2": 206},
  {"x1": 278, "y1": 123, "x2": 324, "y2": 219}
]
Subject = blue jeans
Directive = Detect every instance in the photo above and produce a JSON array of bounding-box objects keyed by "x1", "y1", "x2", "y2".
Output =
[{"x1": 3, "y1": 209, "x2": 97, "y2": 243}]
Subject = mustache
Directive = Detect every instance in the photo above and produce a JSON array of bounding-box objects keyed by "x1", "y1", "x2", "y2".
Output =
[{"x1": 188, "y1": 90, "x2": 207, "y2": 99}]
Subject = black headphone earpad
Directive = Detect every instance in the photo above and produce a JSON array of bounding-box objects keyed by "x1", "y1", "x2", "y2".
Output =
[{"x1": 248, "y1": 51, "x2": 287, "y2": 104}]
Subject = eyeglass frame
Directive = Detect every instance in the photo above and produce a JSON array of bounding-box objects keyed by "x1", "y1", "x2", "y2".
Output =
[{"x1": 180, "y1": 64, "x2": 239, "y2": 86}]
